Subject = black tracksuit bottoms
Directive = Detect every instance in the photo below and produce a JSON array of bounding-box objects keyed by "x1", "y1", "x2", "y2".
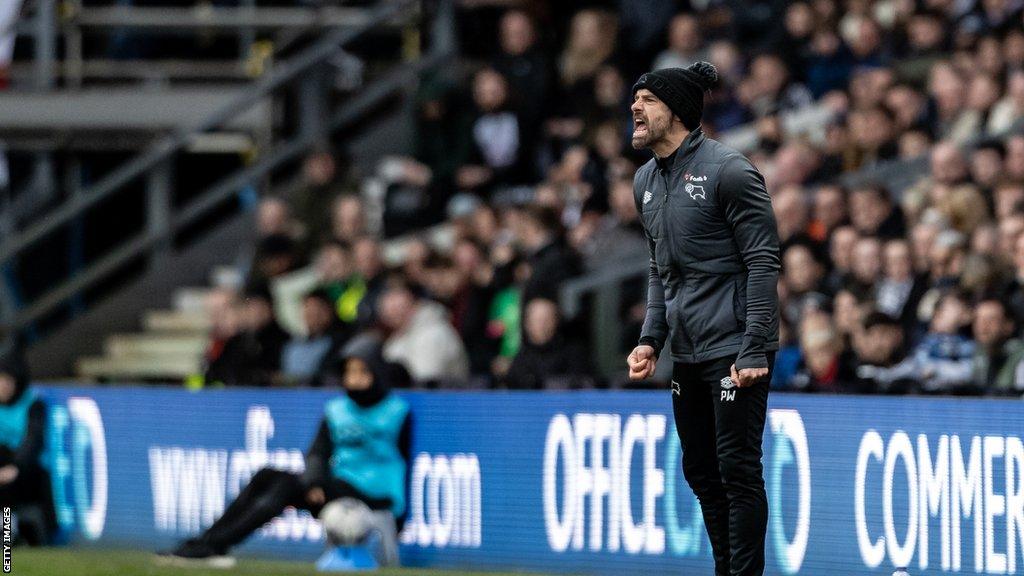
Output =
[{"x1": 671, "y1": 352, "x2": 774, "y2": 576}]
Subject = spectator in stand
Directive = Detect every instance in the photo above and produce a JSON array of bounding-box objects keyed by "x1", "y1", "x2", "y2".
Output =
[
  {"x1": 988, "y1": 69, "x2": 1024, "y2": 134},
  {"x1": 876, "y1": 239, "x2": 926, "y2": 330},
  {"x1": 852, "y1": 312, "x2": 914, "y2": 394},
  {"x1": 781, "y1": 243, "x2": 827, "y2": 328},
  {"x1": 237, "y1": 286, "x2": 290, "y2": 387},
  {"x1": 248, "y1": 234, "x2": 300, "y2": 288},
  {"x1": 575, "y1": 176, "x2": 645, "y2": 268},
  {"x1": 205, "y1": 286, "x2": 289, "y2": 388},
  {"x1": 0, "y1": 0, "x2": 21, "y2": 89},
  {"x1": 790, "y1": 311, "x2": 859, "y2": 393},
  {"x1": 504, "y1": 298, "x2": 593, "y2": 390},
  {"x1": 546, "y1": 9, "x2": 618, "y2": 146},
  {"x1": 281, "y1": 289, "x2": 350, "y2": 387},
  {"x1": 315, "y1": 240, "x2": 363, "y2": 326},
  {"x1": 202, "y1": 289, "x2": 244, "y2": 388},
  {"x1": 492, "y1": 10, "x2": 550, "y2": 141},
  {"x1": 773, "y1": 185, "x2": 813, "y2": 251},
  {"x1": 738, "y1": 53, "x2": 813, "y2": 118},
  {"x1": 652, "y1": 14, "x2": 708, "y2": 71},
  {"x1": 808, "y1": 184, "x2": 848, "y2": 244},
  {"x1": 824, "y1": 226, "x2": 859, "y2": 293},
  {"x1": 1004, "y1": 233, "x2": 1024, "y2": 326},
  {"x1": 331, "y1": 195, "x2": 367, "y2": 245},
  {"x1": 846, "y1": 236, "x2": 883, "y2": 300},
  {"x1": 972, "y1": 299, "x2": 1024, "y2": 395},
  {"x1": 968, "y1": 140, "x2": 1004, "y2": 198},
  {"x1": 378, "y1": 277, "x2": 469, "y2": 386},
  {"x1": 236, "y1": 197, "x2": 302, "y2": 280},
  {"x1": 445, "y1": 238, "x2": 499, "y2": 381},
  {"x1": 457, "y1": 68, "x2": 527, "y2": 193},
  {"x1": 867, "y1": 292, "x2": 977, "y2": 394},
  {"x1": 849, "y1": 184, "x2": 906, "y2": 240},
  {"x1": 516, "y1": 205, "x2": 581, "y2": 305},
  {"x1": 352, "y1": 237, "x2": 387, "y2": 326}
]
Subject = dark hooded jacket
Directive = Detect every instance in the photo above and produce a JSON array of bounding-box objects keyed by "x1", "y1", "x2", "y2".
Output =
[
  {"x1": 300, "y1": 347, "x2": 412, "y2": 514},
  {"x1": 0, "y1": 352, "x2": 47, "y2": 470}
]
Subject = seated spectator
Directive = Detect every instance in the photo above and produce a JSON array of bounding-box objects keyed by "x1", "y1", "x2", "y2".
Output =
[
  {"x1": 773, "y1": 185, "x2": 813, "y2": 251},
  {"x1": 331, "y1": 195, "x2": 367, "y2": 245},
  {"x1": 824, "y1": 226, "x2": 859, "y2": 293},
  {"x1": 492, "y1": 9, "x2": 550, "y2": 136},
  {"x1": 770, "y1": 318, "x2": 803, "y2": 390},
  {"x1": 576, "y1": 176, "x2": 645, "y2": 268},
  {"x1": 160, "y1": 347, "x2": 411, "y2": 567},
  {"x1": 457, "y1": 68, "x2": 528, "y2": 192},
  {"x1": 281, "y1": 289, "x2": 350, "y2": 386},
  {"x1": 0, "y1": 352, "x2": 55, "y2": 545},
  {"x1": 845, "y1": 236, "x2": 883, "y2": 299},
  {"x1": 442, "y1": 239, "x2": 499, "y2": 381},
  {"x1": 352, "y1": 237, "x2": 387, "y2": 326},
  {"x1": 781, "y1": 243, "x2": 827, "y2": 327},
  {"x1": 790, "y1": 312, "x2": 859, "y2": 393},
  {"x1": 202, "y1": 289, "x2": 244, "y2": 388},
  {"x1": 875, "y1": 239, "x2": 926, "y2": 329},
  {"x1": 378, "y1": 278, "x2": 469, "y2": 386},
  {"x1": 238, "y1": 286, "x2": 290, "y2": 387},
  {"x1": 849, "y1": 184, "x2": 906, "y2": 240},
  {"x1": 237, "y1": 197, "x2": 302, "y2": 280},
  {"x1": 737, "y1": 53, "x2": 813, "y2": 118},
  {"x1": 972, "y1": 299, "x2": 1024, "y2": 395},
  {"x1": 988, "y1": 69, "x2": 1024, "y2": 135},
  {"x1": 504, "y1": 298, "x2": 593, "y2": 390},
  {"x1": 315, "y1": 240, "x2": 363, "y2": 325},
  {"x1": 249, "y1": 234, "x2": 300, "y2": 287},
  {"x1": 865, "y1": 292, "x2": 976, "y2": 394},
  {"x1": 852, "y1": 312, "x2": 914, "y2": 394},
  {"x1": 516, "y1": 205, "x2": 581, "y2": 305},
  {"x1": 652, "y1": 13, "x2": 709, "y2": 71},
  {"x1": 808, "y1": 184, "x2": 848, "y2": 244},
  {"x1": 205, "y1": 286, "x2": 289, "y2": 387},
  {"x1": 969, "y1": 140, "x2": 1005, "y2": 196}
]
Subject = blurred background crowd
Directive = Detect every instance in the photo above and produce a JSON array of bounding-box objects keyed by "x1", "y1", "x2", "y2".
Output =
[{"x1": 7, "y1": 0, "x2": 1024, "y2": 396}]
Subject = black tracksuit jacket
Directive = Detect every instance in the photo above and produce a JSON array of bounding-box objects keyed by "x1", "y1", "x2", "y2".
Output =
[{"x1": 634, "y1": 127, "x2": 780, "y2": 370}]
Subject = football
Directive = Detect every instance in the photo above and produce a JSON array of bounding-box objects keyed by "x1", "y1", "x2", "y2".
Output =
[{"x1": 319, "y1": 498, "x2": 373, "y2": 546}]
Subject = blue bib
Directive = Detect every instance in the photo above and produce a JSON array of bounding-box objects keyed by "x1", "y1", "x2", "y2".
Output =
[
  {"x1": 324, "y1": 394, "x2": 409, "y2": 516},
  {"x1": 0, "y1": 389, "x2": 38, "y2": 451}
]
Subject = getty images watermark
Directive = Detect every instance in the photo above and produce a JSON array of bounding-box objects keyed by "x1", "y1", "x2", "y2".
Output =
[{"x1": 3, "y1": 506, "x2": 11, "y2": 573}]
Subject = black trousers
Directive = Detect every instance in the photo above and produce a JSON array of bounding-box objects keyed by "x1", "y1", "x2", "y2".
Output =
[
  {"x1": 672, "y1": 353, "x2": 774, "y2": 576},
  {"x1": 0, "y1": 464, "x2": 57, "y2": 545},
  {"x1": 199, "y1": 467, "x2": 391, "y2": 552}
]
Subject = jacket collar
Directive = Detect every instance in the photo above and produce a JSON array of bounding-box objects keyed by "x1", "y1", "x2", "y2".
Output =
[{"x1": 654, "y1": 126, "x2": 705, "y2": 172}]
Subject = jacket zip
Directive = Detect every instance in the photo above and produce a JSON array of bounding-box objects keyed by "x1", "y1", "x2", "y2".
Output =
[{"x1": 659, "y1": 159, "x2": 697, "y2": 359}]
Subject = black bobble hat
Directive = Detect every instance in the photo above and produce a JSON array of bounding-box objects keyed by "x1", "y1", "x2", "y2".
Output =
[{"x1": 632, "y1": 61, "x2": 719, "y2": 130}]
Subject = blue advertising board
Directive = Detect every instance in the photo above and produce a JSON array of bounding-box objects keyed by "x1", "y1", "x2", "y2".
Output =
[{"x1": 36, "y1": 385, "x2": 1024, "y2": 575}]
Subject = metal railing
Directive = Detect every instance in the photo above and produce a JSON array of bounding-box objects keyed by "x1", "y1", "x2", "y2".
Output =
[{"x1": 0, "y1": 0, "x2": 455, "y2": 333}]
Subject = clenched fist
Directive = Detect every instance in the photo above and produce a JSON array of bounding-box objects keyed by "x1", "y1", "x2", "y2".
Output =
[{"x1": 627, "y1": 345, "x2": 658, "y2": 381}]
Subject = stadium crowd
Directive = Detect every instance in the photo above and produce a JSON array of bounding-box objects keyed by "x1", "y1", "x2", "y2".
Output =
[{"x1": 197, "y1": 0, "x2": 1024, "y2": 395}]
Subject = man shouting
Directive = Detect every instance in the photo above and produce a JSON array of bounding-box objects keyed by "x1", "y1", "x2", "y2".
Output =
[{"x1": 625, "y1": 62, "x2": 780, "y2": 576}]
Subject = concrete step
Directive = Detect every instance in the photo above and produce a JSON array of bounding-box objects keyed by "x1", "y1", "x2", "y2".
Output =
[
  {"x1": 105, "y1": 333, "x2": 208, "y2": 358},
  {"x1": 171, "y1": 287, "x2": 214, "y2": 314},
  {"x1": 143, "y1": 310, "x2": 211, "y2": 333},
  {"x1": 77, "y1": 353, "x2": 202, "y2": 381},
  {"x1": 210, "y1": 265, "x2": 244, "y2": 289}
]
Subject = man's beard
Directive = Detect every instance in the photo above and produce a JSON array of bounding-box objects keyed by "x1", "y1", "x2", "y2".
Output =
[{"x1": 631, "y1": 118, "x2": 665, "y2": 150}]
